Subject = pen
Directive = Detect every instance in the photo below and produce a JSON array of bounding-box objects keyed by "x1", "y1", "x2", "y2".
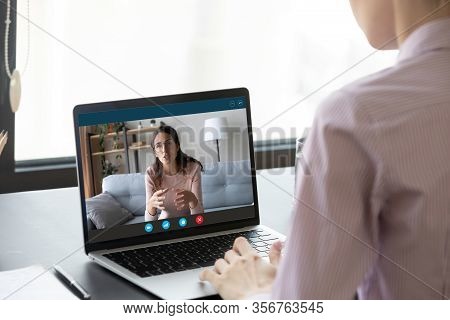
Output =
[{"x1": 53, "y1": 265, "x2": 91, "y2": 300}]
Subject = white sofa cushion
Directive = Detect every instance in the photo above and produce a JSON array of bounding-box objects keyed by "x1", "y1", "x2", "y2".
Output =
[
  {"x1": 102, "y1": 173, "x2": 146, "y2": 216},
  {"x1": 201, "y1": 160, "x2": 253, "y2": 209}
]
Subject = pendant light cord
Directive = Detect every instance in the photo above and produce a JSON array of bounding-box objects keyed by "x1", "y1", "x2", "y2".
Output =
[{"x1": 4, "y1": 0, "x2": 30, "y2": 79}]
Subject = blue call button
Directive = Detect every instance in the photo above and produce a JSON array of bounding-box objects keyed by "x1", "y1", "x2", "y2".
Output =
[
  {"x1": 144, "y1": 223, "x2": 153, "y2": 233},
  {"x1": 178, "y1": 217, "x2": 187, "y2": 227},
  {"x1": 161, "y1": 220, "x2": 171, "y2": 230}
]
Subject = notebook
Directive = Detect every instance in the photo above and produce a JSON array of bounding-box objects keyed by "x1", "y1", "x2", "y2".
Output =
[{"x1": 0, "y1": 265, "x2": 78, "y2": 300}]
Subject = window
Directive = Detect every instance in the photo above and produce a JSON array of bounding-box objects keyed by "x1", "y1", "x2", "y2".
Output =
[{"x1": 14, "y1": 0, "x2": 397, "y2": 161}]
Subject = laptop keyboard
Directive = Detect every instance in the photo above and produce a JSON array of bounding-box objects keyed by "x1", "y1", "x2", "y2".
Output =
[{"x1": 103, "y1": 229, "x2": 280, "y2": 278}]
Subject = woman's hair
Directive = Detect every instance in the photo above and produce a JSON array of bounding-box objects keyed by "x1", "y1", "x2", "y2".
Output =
[{"x1": 150, "y1": 125, "x2": 203, "y2": 190}]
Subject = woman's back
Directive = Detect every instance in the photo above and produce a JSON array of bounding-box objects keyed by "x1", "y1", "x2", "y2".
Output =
[
  {"x1": 351, "y1": 18, "x2": 450, "y2": 299},
  {"x1": 272, "y1": 18, "x2": 450, "y2": 299}
]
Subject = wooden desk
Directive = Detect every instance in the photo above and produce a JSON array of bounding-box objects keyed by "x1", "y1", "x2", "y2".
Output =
[{"x1": 0, "y1": 167, "x2": 295, "y2": 299}]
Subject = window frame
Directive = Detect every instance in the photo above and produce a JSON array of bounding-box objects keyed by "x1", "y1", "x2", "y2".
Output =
[{"x1": 0, "y1": 1, "x2": 78, "y2": 193}]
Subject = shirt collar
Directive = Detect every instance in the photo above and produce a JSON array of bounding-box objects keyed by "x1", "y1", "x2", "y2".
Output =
[{"x1": 398, "y1": 17, "x2": 450, "y2": 63}]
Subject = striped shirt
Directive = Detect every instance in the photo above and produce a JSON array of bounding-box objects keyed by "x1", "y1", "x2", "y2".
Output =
[{"x1": 270, "y1": 18, "x2": 450, "y2": 299}]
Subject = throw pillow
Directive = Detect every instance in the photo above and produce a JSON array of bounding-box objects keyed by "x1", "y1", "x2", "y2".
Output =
[{"x1": 86, "y1": 192, "x2": 133, "y2": 229}]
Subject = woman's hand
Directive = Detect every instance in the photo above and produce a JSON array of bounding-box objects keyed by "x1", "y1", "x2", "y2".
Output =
[
  {"x1": 174, "y1": 189, "x2": 198, "y2": 211},
  {"x1": 199, "y1": 237, "x2": 283, "y2": 300},
  {"x1": 149, "y1": 188, "x2": 169, "y2": 212}
]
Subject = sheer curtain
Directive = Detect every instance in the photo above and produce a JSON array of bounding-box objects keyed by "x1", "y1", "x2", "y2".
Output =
[{"x1": 15, "y1": 0, "x2": 397, "y2": 161}]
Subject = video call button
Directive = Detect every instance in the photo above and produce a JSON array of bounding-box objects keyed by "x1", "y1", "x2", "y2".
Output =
[
  {"x1": 161, "y1": 220, "x2": 171, "y2": 230},
  {"x1": 144, "y1": 223, "x2": 153, "y2": 233},
  {"x1": 178, "y1": 217, "x2": 187, "y2": 228},
  {"x1": 195, "y1": 215, "x2": 204, "y2": 225}
]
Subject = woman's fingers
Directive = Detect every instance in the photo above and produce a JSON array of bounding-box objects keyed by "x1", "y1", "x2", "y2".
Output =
[
  {"x1": 175, "y1": 195, "x2": 185, "y2": 202},
  {"x1": 175, "y1": 189, "x2": 188, "y2": 198},
  {"x1": 213, "y1": 259, "x2": 229, "y2": 274},
  {"x1": 157, "y1": 196, "x2": 166, "y2": 201},
  {"x1": 155, "y1": 203, "x2": 165, "y2": 210},
  {"x1": 175, "y1": 199, "x2": 185, "y2": 205},
  {"x1": 224, "y1": 249, "x2": 240, "y2": 263},
  {"x1": 232, "y1": 237, "x2": 255, "y2": 256},
  {"x1": 149, "y1": 189, "x2": 169, "y2": 211},
  {"x1": 152, "y1": 198, "x2": 164, "y2": 205},
  {"x1": 174, "y1": 195, "x2": 187, "y2": 210},
  {"x1": 199, "y1": 268, "x2": 220, "y2": 287},
  {"x1": 155, "y1": 188, "x2": 169, "y2": 196},
  {"x1": 268, "y1": 240, "x2": 283, "y2": 266},
  {"x1": 175, "y1": 190, "x2": 196, "y2": 204},
  {"x1": 152, "y1": 188, "x2": 194, "y2": 211},
  {"x1": 175, "y1": 192, "x2": 185, "y2": 199}
]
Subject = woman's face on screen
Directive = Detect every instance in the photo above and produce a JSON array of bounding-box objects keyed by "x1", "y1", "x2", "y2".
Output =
[{"x1": 153, "y1": 132, "x2": 179, "y2": 166}]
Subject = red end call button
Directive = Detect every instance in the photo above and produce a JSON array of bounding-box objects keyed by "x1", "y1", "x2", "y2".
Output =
[{"x1": 195, "y1": 215, "x2": 204, "y2": 225}]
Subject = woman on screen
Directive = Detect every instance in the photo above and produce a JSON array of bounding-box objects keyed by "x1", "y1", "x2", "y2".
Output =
[{"x1": 145, "y1": 125, "x2": 204, "y2": 221}]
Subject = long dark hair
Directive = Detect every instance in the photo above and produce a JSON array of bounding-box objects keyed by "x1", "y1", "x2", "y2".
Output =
[{"x1": 150, "y1": 125, "x2": 203, "y2": 190}]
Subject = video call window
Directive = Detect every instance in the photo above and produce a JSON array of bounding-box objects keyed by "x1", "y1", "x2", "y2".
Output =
[{"x1": 77, "y1": 106, "x2": 254, "y2": 240}]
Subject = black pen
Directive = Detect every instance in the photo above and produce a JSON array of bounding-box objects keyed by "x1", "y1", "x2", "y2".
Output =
[{"x1": 53, "y1": 265, "x2": 91, "y2": 300}]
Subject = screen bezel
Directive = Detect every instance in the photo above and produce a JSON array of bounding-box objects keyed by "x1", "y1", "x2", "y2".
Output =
[{"x1": 73, "y1": 88, "x2": 260, "y2": 254}]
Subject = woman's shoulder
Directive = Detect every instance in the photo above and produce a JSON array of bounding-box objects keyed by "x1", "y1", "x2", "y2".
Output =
[
  {"x1": 186, "y1": 160, "x2": 202, "y2": 175},
  {"x1": 316, "y1": 69, "x2": 394, "y2": 128},
  {"x1": 318, "y1": 63, "x2": 411, "y2": 124}
]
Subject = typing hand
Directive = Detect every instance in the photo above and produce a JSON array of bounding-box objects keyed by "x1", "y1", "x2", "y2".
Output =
[{"x1": 199, "y1": 237, "x2": 283, "y2": 299}]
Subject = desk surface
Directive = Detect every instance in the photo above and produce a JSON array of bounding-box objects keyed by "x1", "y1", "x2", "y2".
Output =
[{"x1": 0, "y1": 167, "x2": 295, "y2": 299}]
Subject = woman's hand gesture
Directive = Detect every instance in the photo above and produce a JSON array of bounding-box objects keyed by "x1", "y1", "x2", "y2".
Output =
[
  {"x1": 149, "y1": 188, "x2": 169, "y2": 211},
  {"x1": 174, "y1": 189, "x2": 198, "y2": 211}
]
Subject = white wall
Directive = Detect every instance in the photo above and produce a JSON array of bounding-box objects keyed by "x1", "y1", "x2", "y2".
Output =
[{"x1": 15, "y1": 0, "x2": 397, "y2": 161}]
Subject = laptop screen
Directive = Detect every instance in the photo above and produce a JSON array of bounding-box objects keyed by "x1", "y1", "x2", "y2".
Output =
[{"x1": 74, "y1": 89, "x2": 258, "y2": 246}]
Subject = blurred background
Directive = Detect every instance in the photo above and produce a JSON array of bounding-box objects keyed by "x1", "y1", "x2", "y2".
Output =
[{"x1": 14, "y1": 0, "x2": 397, "y2": 161}]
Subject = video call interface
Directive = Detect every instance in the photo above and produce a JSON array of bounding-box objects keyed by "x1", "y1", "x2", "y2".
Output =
[{"x1": 77, "y1": 97, "x2": 256, "y2": 243}]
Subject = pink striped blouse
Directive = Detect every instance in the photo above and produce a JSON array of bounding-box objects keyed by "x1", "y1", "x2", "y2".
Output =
[{"x1": 270, "y1": 18, "x2": 450, "y2": 299}]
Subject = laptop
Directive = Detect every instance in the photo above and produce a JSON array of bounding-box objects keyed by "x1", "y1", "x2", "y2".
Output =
[{"x1": 73, "y1": 88, "x2": 285, "y2": 299}]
